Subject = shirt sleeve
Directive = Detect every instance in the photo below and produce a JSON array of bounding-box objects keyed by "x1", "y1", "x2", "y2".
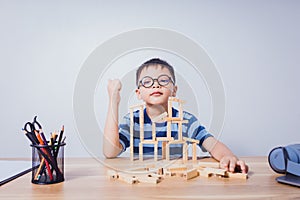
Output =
[
  {"x1": 184, "y1": 112, "x2": 213, "y2": 152},
  {"x1": 118, "y1": 113, "x2": 131, "y2": 152}
]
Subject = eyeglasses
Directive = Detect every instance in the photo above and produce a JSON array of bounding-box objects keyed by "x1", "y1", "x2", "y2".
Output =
[{"x1": 138, "y1": 74, "x2": 174, "y2": 88}]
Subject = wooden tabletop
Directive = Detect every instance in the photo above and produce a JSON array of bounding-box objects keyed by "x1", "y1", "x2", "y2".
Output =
[{"x1": 1, "y1": 157, "x2": 300, "y2": 199}]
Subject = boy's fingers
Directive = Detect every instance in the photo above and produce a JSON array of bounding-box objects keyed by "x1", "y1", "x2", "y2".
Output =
[
  {"x1": 220, "y1": 157, "x2": 241, "y2": 172},
  {"x1": 220, "y1": 157, "x2": 230, "y2": 171},
  {"x1": 237, "y1": 160, "x2": 249, "y2": 173},
  {"x1": 229, "y1": 158, "x2": 237, "y2": 172}
]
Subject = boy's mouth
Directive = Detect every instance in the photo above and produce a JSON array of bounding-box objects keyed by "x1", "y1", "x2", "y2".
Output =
[{"x1": 150, "y1": 91, "x2": 163, "y2": 96}]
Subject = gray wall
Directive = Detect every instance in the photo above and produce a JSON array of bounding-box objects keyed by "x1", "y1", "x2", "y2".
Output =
[{"x1": 1, "y1": 0, "x2": 299, "y2": 158}]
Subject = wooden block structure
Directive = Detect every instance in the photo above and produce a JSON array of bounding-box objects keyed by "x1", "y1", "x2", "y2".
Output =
[
  {"x1": 140, "y1": 112, "x2": 168, "y2": 161},
  {"x1": 138, "y1": 112, "x2": 168, "y2": 161},
  {"x1": 129, "y1": 97, "x2": 200, "y2": 162},
  {"x1": 164, "y1": 97, "x2": 199, "y2": 161},
  {"x1": 183, "y1": 137, "x2": 199, "y2": 161}
]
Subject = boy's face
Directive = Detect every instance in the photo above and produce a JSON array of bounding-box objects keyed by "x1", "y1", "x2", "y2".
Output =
[{"x1": 135, "y1": 65, "x2": 177, "y2": 107}]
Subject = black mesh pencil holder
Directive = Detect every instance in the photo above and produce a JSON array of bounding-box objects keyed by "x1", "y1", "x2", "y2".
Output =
[{"x1": 31, "y1": 142, "x2": 66, "y2": 184}]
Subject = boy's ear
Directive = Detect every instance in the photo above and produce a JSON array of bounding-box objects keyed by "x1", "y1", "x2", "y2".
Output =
[
  {"x1": 135, "y1": 88, "x2": 142, "y2": 100},
  {"x1": 171, "y1": 85, "x2": 178, "y2": 97}
]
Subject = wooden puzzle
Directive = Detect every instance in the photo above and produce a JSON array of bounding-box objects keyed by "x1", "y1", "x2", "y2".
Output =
[
  {"x1": 129, "y1": 97, "x2": 199, "y2": 162},
  {"x1": 118, "y1": 97, "x2": 248, "y2": 185},
  {"x1": 107, "y1": 160, "x2": 248, "y2": 185}
]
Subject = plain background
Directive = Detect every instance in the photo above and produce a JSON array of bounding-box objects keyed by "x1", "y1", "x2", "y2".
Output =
[{"x1": 0, "y1": 0, "x2": 299, "y2": 158}]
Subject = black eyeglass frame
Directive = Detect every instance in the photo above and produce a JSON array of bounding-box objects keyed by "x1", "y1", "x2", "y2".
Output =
[{"x1": 138, "y1": 74, "x2": 175, "y2": 89}]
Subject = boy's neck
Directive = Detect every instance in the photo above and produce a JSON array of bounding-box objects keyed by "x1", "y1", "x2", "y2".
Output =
[{"x1": 145, "y1": 104, "x2": 167, "y2": 122}]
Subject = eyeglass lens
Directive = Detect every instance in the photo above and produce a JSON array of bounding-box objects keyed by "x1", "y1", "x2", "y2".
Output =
[{"x1": 140, "y1": 75, "x2": 172, "y2": 88}]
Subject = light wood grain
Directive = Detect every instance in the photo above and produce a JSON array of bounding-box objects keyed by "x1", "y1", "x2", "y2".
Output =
[{"x1": 1, "y1": 157, "x2": 300, "y2": 200}]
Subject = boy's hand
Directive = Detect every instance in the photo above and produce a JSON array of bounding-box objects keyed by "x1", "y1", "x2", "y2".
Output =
[
  {"x1": 219, "y1": 156, "x2": 249, "y2": 173},
  {"x1": 107, "y1": 79, "x2": 122, "y2": 104}
]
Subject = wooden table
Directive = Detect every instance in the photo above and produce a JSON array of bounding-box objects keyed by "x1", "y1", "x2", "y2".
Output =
[{"x1": 1, "y1": 157, "x2": 300, "y2": 199}]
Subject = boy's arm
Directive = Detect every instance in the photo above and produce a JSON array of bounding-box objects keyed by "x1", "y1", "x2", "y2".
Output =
[
  {"x1": 103, "y1": 79, "x2": 123, "y2": 158},
  {"x1": 202, "y1": 137, "x2": 248, "y2": 173}
]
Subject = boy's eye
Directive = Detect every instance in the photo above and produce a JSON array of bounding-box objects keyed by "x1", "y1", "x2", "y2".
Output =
[
  {"x1": 159, "y1": 79, "x2": 169, "y2": 83},
  {"x1": 142, "y1": 78, "x2": 153, "y2": 86},
  {"x1": 158, "y1": 75, "x2": 171, "y2": 85}
]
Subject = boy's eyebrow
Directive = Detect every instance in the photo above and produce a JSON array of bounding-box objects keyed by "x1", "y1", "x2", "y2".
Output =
[{"x1": 138, "y1": 74, "x2": 173, "y2": 81}]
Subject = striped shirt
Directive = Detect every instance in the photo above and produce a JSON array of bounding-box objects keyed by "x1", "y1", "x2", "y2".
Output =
[{"x1": 119, "y1": 108, "x2": 213, "y2": 155}]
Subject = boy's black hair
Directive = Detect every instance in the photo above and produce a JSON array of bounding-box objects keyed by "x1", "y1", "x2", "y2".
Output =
[{"x1": 136, "y1": 58, "x2": 176, "y2": 86}]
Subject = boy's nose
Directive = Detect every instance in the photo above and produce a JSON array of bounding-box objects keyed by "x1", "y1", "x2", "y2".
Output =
[{"x1": 152, "y1": 80, "x2": 161, "y2": 88}]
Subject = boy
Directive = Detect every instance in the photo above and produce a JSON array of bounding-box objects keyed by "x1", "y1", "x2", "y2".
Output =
[{"x1": 103, "y1": 58, "x2": 248, "y2": 173}]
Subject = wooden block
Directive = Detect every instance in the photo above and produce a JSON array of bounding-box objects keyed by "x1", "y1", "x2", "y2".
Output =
[
  {"x1": 152, "y1": 112, "x2": 168, "y2": 122},
  {"x1": 139, "y1": 143, "x2": 143, "y2": 161},
  {"x1": 148, "y1": 173, "x2": 164, "y2": 179},
  {"x1": 192, "y1": 143, "x2": 197, "y2": 161},
  {"x1": 165, "y1": 169, "x2": 184, "y2": 177},
  {"x1": 168, "y1": 99, "x2": 172, "y2": 116},
  {"x1": 166, "y1": 121, "x2": 172, "y2": 139},
  {"x1": 168, "y1": 97, "x2": 185, "y2": 103},
  {"x1": 167, "y1": 167, "x2": 188, "y2": 172},
  {"x1": 154, "y1": 142, "x2": 158, "y2": 161},
  {"x1": 225, "y1": 172, "x2": 248, "y2": 179},
  {"x1": 152, "y1": 122, "x2": 156, "y2": 141},
  {"x1": 178, "y1": 121, "x2": 183, "y2": 141},
  {"x1": 140, "y1": 140, "x2": 158, "y2": 144},
  {"x1": 137, "y1": 177, "x2": 160, "y2": 184},
  {"x1": 174, "y1": 172, "x2": 184, "y2": 177},
  {"x1": 165, "y1": 117, "x2": 184, "y2": 122},
  {"x1": 118, "y1": 172, "x2": 138, "y2": 184},
  {"x1": 161, "y1": 141, "x2": 166, "y2": 159},
  {"x1": 182, "y1": 143, "x2": 188, "y2": 161},
  {"x1": 145, "y1": 167, "x2": 163, "y2": 174},
  {"x1": 198, "y1": 169, "x2": 212, "y2": 177},
  {"x1": 139, "y1": 107, "x2": 144, "y2": 141},
  {"x1": 183, "y1": 137, "x2": 200, "y2": 144},
  {"x1": 168, "y1": 140, "x2": 186, "y2": 145},
  {"x1": 156, "y1": 137, "x2": 174, "y2": 141},
  {"x1": 130, "y1": 110, "x2": 134, "y2": 161},
  {"x1": 204, "y1": 167, "x2": 226, "y2": 176},
  {"x1": 136, "y1": 174, "x2": 162, "y2": 184},
  {"x1": 157, "y1": 168, "x2": 164, "y2": 175},
  {"x1": 129, "y1": 103, "x2": 144, "y2": 109},
  {"x1": 108, "y1": 169, "x2": 162, "y2": 184},
  {"x1": 168, "y1": 120, "x2": 188, "y2": 124},
  {"x1": 107, "y1": 169, "x2": 118, "y2": 179},
  {"x1": 164, "y1": 171, "x2": 173, "y2": 177},
  {"x1": 183, "y1": 168, "x2": 199, "y2": 180},
  {"x1": 166, "y1": 118, "x2": 189, "y2": 124},
  {"x1": 166, "y1": 143, "x2": 170, "y2": 161},
  {"x1": 179, "y1": 104, "x2": 183, "y2": 119}
]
